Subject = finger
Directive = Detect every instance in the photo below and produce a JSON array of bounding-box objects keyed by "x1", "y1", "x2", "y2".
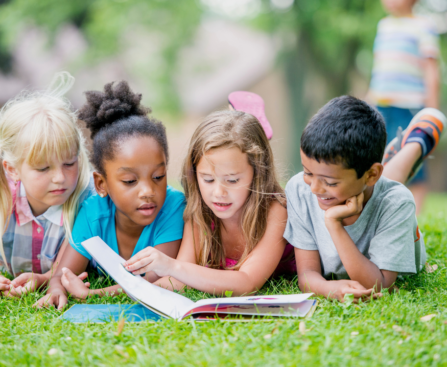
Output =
[
  {"x1": 131, "y1": 263, "x2": 154, "y2": 275},
  {"x1": 11, "y1": 273, "x2": 29, "y2": 287},
  {"x1": 57, "y1": 296, "x2": 68, "y2": 310},
  {"x1": 85, "y1": 282, "x2": 90, "y2": 288},
  {"x1": 0, "y1": 277, "x2": 11, "y2": 285},
  {"x1": 125, "y1": 248, "x2": 154, "y2": 266},
  {"x1": 126, "y1": 257, "x2": 154, "y2": 272},
  {"x1": 0, "y1": 283, "x2": 10, "y2": 291},
  {"x1": 356, "y1": 193, "x2": 364, "y2": 210},
  {"x1": 77, "y1": 272, "x2": 88, "y2": 281},
  {"x1": 62, "y1": 267, "x2": 79, "y2": 281},
  {"x1": 349, "y1": 288, "x2": 374, "y2": 298}
]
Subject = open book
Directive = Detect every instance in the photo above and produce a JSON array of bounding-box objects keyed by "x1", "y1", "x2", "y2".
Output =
[{"x1": 81, "y1": 237, "x2": 317, "y2": 321}]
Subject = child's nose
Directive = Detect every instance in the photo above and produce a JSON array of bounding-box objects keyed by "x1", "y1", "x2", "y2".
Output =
[
  {"x1": 310, "y1": 179, "x2": 325, "y2": 195},
  {"x1": 52, "y1": 168, "x2": 66, "y2": 183},
  {"x1": 139, "y1": 182, "x2": 155, "y2": 198},
  {"x1": 214, "y1": 182, "x2": 227, "y2": 197}
]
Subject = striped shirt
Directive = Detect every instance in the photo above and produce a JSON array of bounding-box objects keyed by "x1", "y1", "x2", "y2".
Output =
[
  {"x1": 368, "y1": 15, "x2": 439, "y2": 109},
  {"x1": 1, "y1": 175, "x2": 96, "y2": 277}
]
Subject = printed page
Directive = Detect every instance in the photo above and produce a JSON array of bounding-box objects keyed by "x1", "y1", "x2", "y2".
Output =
[
  {"x1": 82, "y1": 237, "x2": 194, "y2": 319},
  {"x1": 182, "y1": 300, "x2": 316, "y2": 319},
  {"x1": 180, "y1": 293, "x2": 314, "y2": 318}
]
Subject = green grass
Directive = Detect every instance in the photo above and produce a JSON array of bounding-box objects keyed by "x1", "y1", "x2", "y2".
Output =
[{"x1": 1, "y1": 195, "x2": 447, "y2": 366}]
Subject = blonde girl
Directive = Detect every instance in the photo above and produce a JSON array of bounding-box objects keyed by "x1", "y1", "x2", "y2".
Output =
[
  {"x1": 0, "y1": 73, "x2": 94, "y2": 297},
  {"x1": 124, "y1": 110, "x2": 295, "y2": 296}
]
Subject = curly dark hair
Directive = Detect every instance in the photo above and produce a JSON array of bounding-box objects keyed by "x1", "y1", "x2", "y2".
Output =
[{"x1": 78, "y1": 81, "x2": 169, "y2": 175}]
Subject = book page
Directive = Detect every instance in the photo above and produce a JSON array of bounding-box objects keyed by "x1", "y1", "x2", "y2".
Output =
[
  {"x1": 82, "y1": 237, "x2": 194, "y2": 319},
  {"x1": 182, "y1": 299, "x2": 316, "y2": 319},
  {"x1": 181, "y1": 293, "x2": 314, "y2": 316}
]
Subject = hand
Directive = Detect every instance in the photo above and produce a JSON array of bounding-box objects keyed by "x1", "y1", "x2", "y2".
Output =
[
  {"x1": 0, "y1": 275, "x2": 11, "y2": 295},
  {"x1": 325, "y1": 192, "x2": 364, "y2": 225},
  {"x1": 34, "y1": 290, "x2": 68, "y2": 310},
  {"x1": 328, "y1": 279, "x2": 381, "y2": 303},
  {"x1": 124, "y1": 247, "x2": 174, "y2": 278},
  {"x1": 60, "y1": 268, "x2": 91, "y2": 300},
  {"x1": 6, "y1": 273, "x2": 49, "y2": 297}
]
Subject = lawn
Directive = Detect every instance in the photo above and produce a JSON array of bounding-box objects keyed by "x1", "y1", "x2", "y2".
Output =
[{"x1": 1, "y1": 195, "x2": 447, "y2": 367}]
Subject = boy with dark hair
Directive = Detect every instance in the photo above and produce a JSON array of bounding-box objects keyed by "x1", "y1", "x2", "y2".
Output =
[{"x1": 284, "y1": 96, "x2": 445, "y2": 301}]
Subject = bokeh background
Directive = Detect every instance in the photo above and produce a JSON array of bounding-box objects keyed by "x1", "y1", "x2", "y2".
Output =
[{"x1": 0, "y1": 0, "x2": 446, "y2": 193}]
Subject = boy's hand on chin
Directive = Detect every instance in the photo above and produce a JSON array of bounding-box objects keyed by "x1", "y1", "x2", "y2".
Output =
[
  {"x1": 124, "y1": 247, "x2": 174, "y2": 278},
  {"x1": 324, "y1": 192, "x2": 364, "y2": 226},
  {"x1": 60, "y1": 268, "x2": 91, "y2": 300},
  {"x1": 329, "y1": 279, "x2": 381, "y2": 303}
]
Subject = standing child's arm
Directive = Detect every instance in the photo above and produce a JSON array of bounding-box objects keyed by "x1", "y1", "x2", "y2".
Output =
[{"x1": 423, "y1": 58, "x2": 440, "y2": 109}]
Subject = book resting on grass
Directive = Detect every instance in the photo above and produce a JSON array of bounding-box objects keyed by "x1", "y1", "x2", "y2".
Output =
[{"x1": 63, "y1": 236, "x2": 317, "y2": 322}]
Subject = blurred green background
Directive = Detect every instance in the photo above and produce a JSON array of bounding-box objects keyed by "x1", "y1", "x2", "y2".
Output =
[{"x1": 0, "y1": 0, "x2": 446, "y2": 190}]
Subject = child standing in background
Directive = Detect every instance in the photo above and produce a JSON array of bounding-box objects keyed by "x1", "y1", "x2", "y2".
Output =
[
  {"x1": 367, "y1": 0, "x2": 440, "y2": 214},
  {"x1": 0, "y1": 73, "x2": 95, "y2": 296}
]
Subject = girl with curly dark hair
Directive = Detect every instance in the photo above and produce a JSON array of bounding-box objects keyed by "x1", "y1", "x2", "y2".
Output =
[{"x1": 36, "y1": 81, "x2": 185, "y2": 309}]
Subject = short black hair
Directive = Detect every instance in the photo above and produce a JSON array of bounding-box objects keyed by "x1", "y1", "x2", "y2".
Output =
[
  {"x1": 301, "y1": 95, "x2": 386, "y2": 178},
  {"x1": 79, "y1": 81, "x2": 168, "y2": 176}
]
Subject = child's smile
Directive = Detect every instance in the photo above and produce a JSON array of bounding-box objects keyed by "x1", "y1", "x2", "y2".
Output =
[{"x1": 300, "y1": 150, "x2": 372, "y2": 211}]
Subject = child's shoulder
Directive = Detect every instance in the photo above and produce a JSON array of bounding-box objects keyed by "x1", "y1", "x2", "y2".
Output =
[
  {"x1": 372, "y1": 176, "x2": 415, "y2": 210},
  {"x1": 165, "y1": 185, "x2": 186, "y2": 206},
  {"x1": 285, "y1": 172, "x2": 312, "y2": 199},
  {"x1": 78, "y1": 194, "x2": 113, "y2": 221}
]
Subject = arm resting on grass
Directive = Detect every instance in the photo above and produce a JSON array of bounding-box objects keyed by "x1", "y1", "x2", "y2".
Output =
[
  {"x1": 325, "y1": 220, "x2": 397, "y2": 290},
  {"x1": 296, "y1": 248, "x2": 380, "y2": 302}
]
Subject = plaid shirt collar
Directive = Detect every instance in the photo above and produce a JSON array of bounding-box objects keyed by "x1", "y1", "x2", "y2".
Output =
[{"x1": 15, "y1": 181, "x2": 63, "y2": 227}]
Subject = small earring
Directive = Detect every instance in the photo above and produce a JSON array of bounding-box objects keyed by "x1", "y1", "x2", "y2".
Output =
[{"x1": 100, "y1": 193, "x2": 106, "y2": 198}]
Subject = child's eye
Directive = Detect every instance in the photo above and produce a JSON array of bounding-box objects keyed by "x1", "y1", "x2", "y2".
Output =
[
  {"x1": 203, "y1": 178, "x2": 214, "y2": 183},
  {"x1": 153, "y1": 175, "x2": 166, "y2": 181},
  {"x1": 123, "y1": 180, "x2": 136, "y2": 185},
  {"x1": 325, "y1": 182, "x2": 338, "y2": 187},
  {"x1": 303, "y1": 172, "x2": 312, "y2": 176},
  {"x1": 64, "y1": 162, "x2": 76, "y2": 167},
  {"x1": 36, "y1": 167, "x2": 49, "y2": 172},
  {"x1": 227, "y1": 179, "x2": 239, "y2": 184}
]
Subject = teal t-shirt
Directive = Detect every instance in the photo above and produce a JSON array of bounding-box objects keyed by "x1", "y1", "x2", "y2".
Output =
[{"x1": 69, "y1": 185, "x2": 186, "y2": 263}]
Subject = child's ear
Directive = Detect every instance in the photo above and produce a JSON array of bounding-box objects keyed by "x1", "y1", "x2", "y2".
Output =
[
  {"x1": 2, "y1": 160, "x2": 20, "y2": 182},
  {"x1": 93, "y1": 171, "x2": 108, "y2": 198},
  {"x1": 365, "y1": 163, "x2": 383, "y2": 186}
]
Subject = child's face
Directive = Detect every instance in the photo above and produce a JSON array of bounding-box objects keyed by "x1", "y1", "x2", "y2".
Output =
[
  {"x1": 196, "y1": 146, "x2": 254, "y2": 222},
  {"x1": 300, "y1": 150, "x2": 370, "y2": 211},
  {"x1": 381, "y1": 0, "x2": 415, "y2": 16},
  {"x1": 7, "y1": 155, "x2": 79, "y2": 216},
  {"x1": 96, "y1": 136, "x2": 167, "y2": 228}
]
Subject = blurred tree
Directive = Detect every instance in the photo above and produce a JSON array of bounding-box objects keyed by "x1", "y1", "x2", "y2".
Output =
[
  {"x1": 251, "y1": 0, "x2": 446, "y2": 171},
  {"x1": 0, "y1": 0, "x2": 202, "y2": 113}
]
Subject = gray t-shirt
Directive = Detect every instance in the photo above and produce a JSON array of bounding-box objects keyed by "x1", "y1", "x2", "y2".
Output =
[{"x1": 284, "y1": 172, "x2": 426, "y2": 280}]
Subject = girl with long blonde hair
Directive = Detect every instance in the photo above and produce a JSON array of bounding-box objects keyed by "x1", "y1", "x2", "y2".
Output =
[
  {"x1": 0, "y1": 72, "x2": 95, "y2": 297},
  {"x1": 124, "y1": 108, "x2": 295, "y2": 296}
]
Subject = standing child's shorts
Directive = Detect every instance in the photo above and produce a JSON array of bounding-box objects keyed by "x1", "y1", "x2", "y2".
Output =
[{"x1": 377, "y1": 106, "x2": 426, "y2": 185}]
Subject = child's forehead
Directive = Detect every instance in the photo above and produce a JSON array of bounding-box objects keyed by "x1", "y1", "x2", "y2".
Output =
[
  {"x1": 301, "y1": 153, "x2": 356, "y2": 179},
  {"x1": 197, "y1": 147, "x2": 249, "y2": 174}
]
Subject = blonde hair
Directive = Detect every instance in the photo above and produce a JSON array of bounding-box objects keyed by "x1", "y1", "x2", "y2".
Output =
[
  {"x1": 0, "y1": 72, "x2": 90, "y2": 269},
  {"x1": 182, "y1": 110, "x2": 284, "y2": 270}
]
